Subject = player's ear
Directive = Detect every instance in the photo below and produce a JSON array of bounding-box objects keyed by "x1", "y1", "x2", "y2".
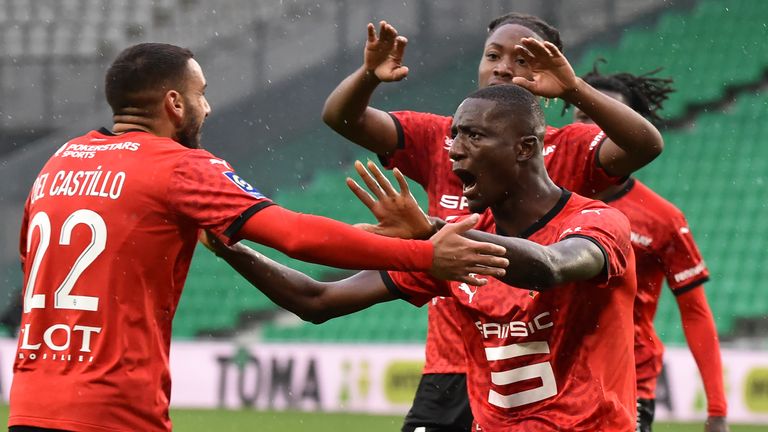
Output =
[
  {"x1": 516, "y1": 135, "x2": 538, "y2": 161},
  {"x1": 164, "y1": 90, "x2": 185, "y2": 126}
]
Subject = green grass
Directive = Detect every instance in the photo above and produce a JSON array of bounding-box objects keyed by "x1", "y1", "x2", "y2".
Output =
[
  {"x1": 1, "y1": 405, "x2": 765, "y2": 431},
  {"x1": 170, "y1": 410, "x2": 768, "y2": 431}
]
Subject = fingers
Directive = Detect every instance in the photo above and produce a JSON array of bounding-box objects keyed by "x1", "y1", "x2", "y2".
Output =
[
  {"x1": 354, "y1": 160, "x2": 385, "y2": 199},
  {"x1": 392, "y1": 36, "x2": 408, "y2": 62},
  {"x1": 471, "y1": 238, "x2": 507, "y2": 257},
  {"x1": 542, "y1": 41, "x2": 563, "y2": 57},
  {"x1": 346, "y1": 177, "x2": 376, "y2": 210},
  {"x1": 471, "y1": 253, "x2": 509, "y2": 269},
  {"x1": 378, "y1": 21, "x2": 397, "y2": 46},
  {"x1": 519, "y1": 37, "x2": 553, "y2": 58},
  {"x1": 511, "y1": 76, "x2": 535, "y2": 91},
  {"x1": 456, "y1": 274, "x2": 489, "y2": 287},
  {"x1": 366, "y1": 160, "x2": 397, "y2": 197},
  {"x1": 443, "y1": 213, "x2": 479, "y2": 234},
  {"x1": 352, "y1": 222, "x2": 379, "y2": 234},
  {"x1": 393, "y1": 168, "x2": 410, "y2": 195},
  {"x1": 465, "y1": 264, "x2": 506, "y2": 278},
  {"x1": 367, "y1": 22, "x2": 376, "y2": 43}
]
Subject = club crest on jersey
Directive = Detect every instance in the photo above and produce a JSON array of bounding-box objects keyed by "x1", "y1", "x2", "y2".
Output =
[{"x1": 223, "y1": 171, "x2": 265, "y2": 199}]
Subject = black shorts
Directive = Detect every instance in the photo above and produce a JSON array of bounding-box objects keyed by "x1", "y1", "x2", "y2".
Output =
[
  {"x1": 636, "y1": 398, "x2": 655, "y2": 432},
  {"x1": 401, "y1": 373, "x2": 473, "y2": 432}
]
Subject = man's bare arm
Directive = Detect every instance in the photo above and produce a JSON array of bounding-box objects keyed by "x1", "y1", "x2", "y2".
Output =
[
  {"x1": 322, "y1": 21, "x2": 408, "y2": 154},
  {"x1": 203, "y1": 234, "x2": 395, "y2": 324}
]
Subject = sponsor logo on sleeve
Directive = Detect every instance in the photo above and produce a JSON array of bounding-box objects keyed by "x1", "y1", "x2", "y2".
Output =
[
  {"x1": 630, "y1": 231, "x2": 653, "y2": 247},
  {"x1": 589, "y1": 131, "x2": 606, "y2": 150},
  {"x1": 673, "y1": 262, "x2": 706, "y2": 283},
  {"x1": 223, "y1": 171, "x2": 265, "y2": 199}
]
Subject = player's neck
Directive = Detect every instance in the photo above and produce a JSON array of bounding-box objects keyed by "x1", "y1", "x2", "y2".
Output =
[
  {"x1": 491, "y1": 176, "x2": 562, "y2": 237},
  {"x1": 112, "y1": 116, "x2": 170, "y2": 139}
]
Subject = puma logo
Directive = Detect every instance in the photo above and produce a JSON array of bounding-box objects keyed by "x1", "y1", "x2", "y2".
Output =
[{"x1": 458, "y1": 282, "x2": 478, "y2": 303}]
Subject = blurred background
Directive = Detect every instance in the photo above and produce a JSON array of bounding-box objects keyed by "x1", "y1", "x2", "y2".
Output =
[{"x1": 0, "y1": 0, "x2": 767, "y2": 429}]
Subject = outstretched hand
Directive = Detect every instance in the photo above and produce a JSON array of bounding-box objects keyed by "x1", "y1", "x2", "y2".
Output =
[
  {"x1": 429, "y1": 214, "x2": 508, "y2": 286},
  {"x1": 511, "y1": 37, "x2": 578, "y2": 99},
  {"x1": 347, "y1": 160, "x2": 433, "y2": 239},
  {"x1": 364, "y1": 21, "x2": 409, "y2": 82},
  {"x1": 705, "y1": 416, "x2": 729, "y2": 432}
]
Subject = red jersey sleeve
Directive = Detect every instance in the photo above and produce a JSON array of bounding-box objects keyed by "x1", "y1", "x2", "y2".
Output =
[
  {"x1": 557, "y1": 204, "x2": 632, "y2": 283},
  {"x1": 167, "y1": 150, "x2": 273, "y2": 242},
  {"x1": 676, "y1": 288, "x2": 728, "y2": 416},
  {"x1": 661, "y1": 212, "x2": 710, "y2": 294},
  {"x1": 545, "y1": 123, "x2": 623, "y2": 197},
  {"x1": 380, "y1": 111, "x2": 453, "y2": 187},
  {"x1": 381, "y1": 270, "x2": 451, "y2": 307}
]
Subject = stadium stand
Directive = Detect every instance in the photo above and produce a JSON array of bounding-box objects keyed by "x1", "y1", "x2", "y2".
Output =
[
  {"x1": 173, "y1": 0, "x2": 768, "y2": 347},
  {"x1": 2, "y1": 0, "x2": 764, "y2": 349}
]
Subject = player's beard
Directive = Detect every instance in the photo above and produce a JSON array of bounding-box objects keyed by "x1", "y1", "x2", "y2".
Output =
[
  {"x1": 176, "y1": 101, "x2": 204, "y2": 149},
  {"x1": 176, "y1": 121, "x2": 202, "y2": 148}
]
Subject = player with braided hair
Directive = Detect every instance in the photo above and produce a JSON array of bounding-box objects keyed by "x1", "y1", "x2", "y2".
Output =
[
  {"x1": 571, "y1": 64, "x2": 729, "y2": 432},
  {"x1": 566, "y1": 59, "x2": 674, "y2": 124}
]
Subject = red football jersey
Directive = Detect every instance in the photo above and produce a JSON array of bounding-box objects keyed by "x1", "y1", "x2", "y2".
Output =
[
  {"x1": 603, "y1": 178, "x2": 710, "y2": 398},
  {"x1": 383, "y1": 110, "x2": 620, "y2": 374},
  {"x1": 384, "y1": 191, "x2": 637, "y2": 431},
  {"x1": 12, "y1": 129, "x2": 271, "y2": 432}
]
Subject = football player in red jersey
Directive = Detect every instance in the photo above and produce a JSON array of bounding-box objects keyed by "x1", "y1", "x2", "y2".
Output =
[
  {"x1": 321, "y1": 13, "x2": 662, "y2": 432},
  {"x1": 207, "y1": 84, "x2": 639, "y2": 431},
  {"x1": 569, "y1": 63, "x2": 729, "y2": 432},
  {"x1": 10, "y1": 43, "x2": 510, "y2": 432}
]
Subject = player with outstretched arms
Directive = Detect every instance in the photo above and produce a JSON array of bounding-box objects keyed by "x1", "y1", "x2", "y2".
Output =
[
  {"x1": 207, "y1": 84, "x2": 639, "y2": 431},
  {"x1": 322, "y1": 14, "x2": 662, "y2": 431},
  {"x1": 10, "y1": 43, "x2": 508, "y2": 432}
]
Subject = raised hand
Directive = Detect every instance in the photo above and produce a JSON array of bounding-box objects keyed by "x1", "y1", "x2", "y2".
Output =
[
  {"x1": 347, "y1": 160, "x2": 434, "y2": 239},
  {"x1": 511, "y1": 37, "x2": 578, "y2": 99},
  {"x1": 364, "y1": 21, "x2": 409, "y2": 82},
  {"x1": 429, "y1": 214, "x2": 508, "y2": 286},
  {"x1": 705, "y1": 416, "x2": 730, "y2": 432}
]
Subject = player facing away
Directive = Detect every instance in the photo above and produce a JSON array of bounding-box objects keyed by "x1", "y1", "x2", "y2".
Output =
[
  {"x1": 206, "y1": 84, "x2": 639, "y2": 431},
  {"x1": 568, "y1": 63, "x2": 729, "y2": 432},
  {"x1": 10, "y1": 43, "x2": 509, "y2": 432},
  {"x1": 321, "y1": 13, "x2": 663, "y2": 432}
]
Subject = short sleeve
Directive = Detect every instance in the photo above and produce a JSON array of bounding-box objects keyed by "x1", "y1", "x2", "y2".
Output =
[
  {"x1": 661, "y1": 213, "x2": 710, "y2": 294},
  {"x1": 545, "y1": 123, "x2": 623, "y2": 197},
  {"x1": 558, "y1": 205, "x2": 632, "y2": 284},
  {"x1": 381, "y1": 270, "x2": 451, "y2": 307},
  {"x1": 379, "y1": 111, "x2": 453, "y2": 188},
  {"x1": 167, "y1": 150, "x2": 273, "y2": 241}
]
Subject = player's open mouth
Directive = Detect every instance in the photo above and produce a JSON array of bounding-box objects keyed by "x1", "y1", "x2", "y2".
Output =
[{"x1": 453, "y1": 168, "x2": 477, "y2": 195}]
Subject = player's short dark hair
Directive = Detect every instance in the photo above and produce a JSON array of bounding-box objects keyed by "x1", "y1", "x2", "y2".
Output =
[
  {"x1": 565, "y1": 59, "x2": 675, "y2": 123},
  {"x1": 467, "y1": 84, "x2": 545, "y2": 136},
  {"x1": 487, "y1": 12, "x2": 564, "y2": 53},
  {"x1": 105, "y1": 43, "x2": 195, "y2": 115}
]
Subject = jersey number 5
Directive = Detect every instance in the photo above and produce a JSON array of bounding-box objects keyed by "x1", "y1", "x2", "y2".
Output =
[
  {"x1": 485, "y1": 341, "x2": 557, "y2": 408},
  {"x1": 24, "y1": 210, "x2": 106, "y2": 313}
]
